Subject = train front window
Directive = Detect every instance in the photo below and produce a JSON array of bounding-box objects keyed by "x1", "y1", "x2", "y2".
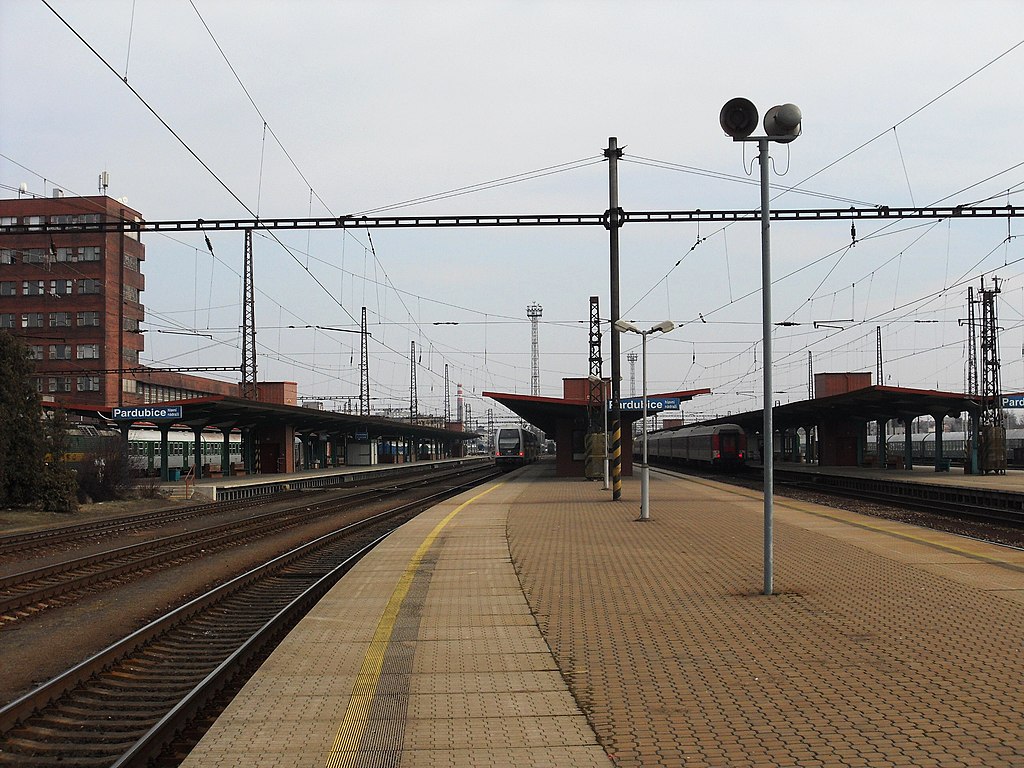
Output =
[{"x1": 497, "y1": 429, "x2": 521, "y2": 455}]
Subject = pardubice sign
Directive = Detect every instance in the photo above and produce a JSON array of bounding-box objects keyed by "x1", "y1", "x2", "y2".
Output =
[
  {"x1": 112, "y1": 406, "x2": 183, "y2": 420},
  {"x1": 1002, "y1": 396, "x2": 1024, "y2": 409},
  {"x1": 610, "y1": 397, "x2": 681, "y2": 412}
]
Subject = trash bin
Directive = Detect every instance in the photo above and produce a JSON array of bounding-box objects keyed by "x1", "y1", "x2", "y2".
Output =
[{"x1": 167, "y1": 468, "x2": 181, "y2": 481}]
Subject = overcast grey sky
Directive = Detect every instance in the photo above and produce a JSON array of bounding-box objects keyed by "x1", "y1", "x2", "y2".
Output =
[{"x1": 3, "y1": 0, "x2": 1024, "y2": 424}]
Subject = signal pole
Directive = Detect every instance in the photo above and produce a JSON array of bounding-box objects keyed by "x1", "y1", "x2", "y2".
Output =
[{"x1": 606, "y1": 137, "x2": 624, "y2": 501}]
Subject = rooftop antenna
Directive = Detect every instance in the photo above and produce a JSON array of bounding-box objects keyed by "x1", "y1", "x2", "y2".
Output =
[
  {"x1": 98, "y1": 171, "x2": 109, "y2": 195},
  {"x1": 18, "y1": 182, "x2": 28, "y2": 198}
]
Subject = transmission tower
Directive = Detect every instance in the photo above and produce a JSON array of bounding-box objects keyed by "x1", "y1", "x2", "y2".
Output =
[
  {"x1": 965, "y1": 286, "x2": 979, "y2": 396},
  {"x1": 588, "y1": 296, "x2": 603, "y2": 433},
  {"x1": 527, "y1": 302, "x2": 543, "y2": 396},
  {"x1": 807, "y1": 351, "x2": 814, "y2": 399},
  {"x1": 979, "y1": 277, "x2": 1006, "y2": 472},
  {"x1": 876, "y1": 326, "x2": 883, "y2": 385},
  {"x1": 359, "y1": 306, "x2": 370, "y2": 416},
  {"x1": 409, "y1": 340, "x2": 418, "y2": 423},
  {"x1": 240, "y1": 229, "x2": 258, "y2": 399},
  {"x1": 627, "y1": 352, "x2": 638, "y2": 397},
  {"x1": 444, "y1": 363, "x2": 451, "y2": 425}
]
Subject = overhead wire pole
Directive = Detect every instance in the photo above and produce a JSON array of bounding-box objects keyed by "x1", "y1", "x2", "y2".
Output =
[
  {"x1": 240, "y1": 229, "x2": 257, "y2": 399},
  {"x1": 359, "y1": 307, "x2": 369, "y2": 416},
  {"x1": 606, "y1": 137, "x2": 624, "y2": 501}
]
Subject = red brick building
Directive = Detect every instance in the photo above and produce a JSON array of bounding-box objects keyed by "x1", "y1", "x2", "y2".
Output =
[{"x1": 0, "y1": 193, "x2": 235, "y2": 407}]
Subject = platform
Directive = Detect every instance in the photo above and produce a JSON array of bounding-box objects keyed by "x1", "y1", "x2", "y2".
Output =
[
  {"x1": 163, "y1": 456, "x2": 489, "y2": 501},
  {"x1": 180, "y1": 461, "x2": 1024, "y2": 767}
]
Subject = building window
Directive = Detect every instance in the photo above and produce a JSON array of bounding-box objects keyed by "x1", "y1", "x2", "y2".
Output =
[
  {"x1": 22, "y1": 248, "x2": 45, "y2": 264},
  {"x1": 123, "y1": 317, "x2": 140, "y2": 332},
  {"x1": 0, "y1": 249, "x2": 14, "y2": 264},
  {"x1": 123, "y1": 253, "x2": 140, "y2": 272},
  {"x1": 24, "y1": 216, "x2": 44, "y2": 231},
  {"x1": 55, "y1": 247, "x2": 74, "y2": 262},
  {"x1": 49, "y1": 312, "x2": 72, "y2": 327},
  {"x1": 22, "y1": 313, "x2": 43, "y2": 328},
  {"x1": 28, "y1": 345, "x2": 43, "y2": 360},
  {"x1": 123, "y1": 348, "x2": 139, "y2": 364},
  {"x1": 0, "y1": 216, "x2": 16, "y2": 226},
  {"x1": 50, "y1": 279, "x2": 72, "y2": 296},
  {"x1": 77, "y1": 343, "x2": 100, "y2": 359},
  {"x1": 0, "y1": 281, "x2": 17, "y2": 296},
  {"x1": 78, "y1": 278, "x2": 102, "y2": 295},
  {"x1": 79, "y1": 246, "x2": 101, "y2": 262},
  {"x1": 123, "y1": 379, "x2": 138, "y2": 394},
  {"x1": 0, "y1": 314, "x2": 14, "y2": 329},
  {"x1": 77, "y1": 376, "x2": 101, "y2": 392},
  {"x1": 123, "y1": 285, "x2": 140, "y2": 303},
  {"x1": 50, "y1": 344, "x2": 72, "y2": 360},
  {"x1": 32, "y1": 378, "x2": 43, "y2": 393},
  {"x1": 76, "y1": 311, "x2": 101, "y2": 327},
  {"x1": 48, "y1": 377, "x2": 71, "y2": 393},
  {"x1": 23, "y1": 280, "x2": 45, "y2": 296}
]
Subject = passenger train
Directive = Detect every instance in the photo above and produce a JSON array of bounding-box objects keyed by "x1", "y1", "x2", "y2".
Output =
[
  {"x1": 65, "y1": 425, "x2": 243, "y2": 474},
  {"x1": 493, "y1": 426, "x2": 541, "y2": 469},
  {"x1": 644, "y1": 423, "x2": 747, "y2": 470}
]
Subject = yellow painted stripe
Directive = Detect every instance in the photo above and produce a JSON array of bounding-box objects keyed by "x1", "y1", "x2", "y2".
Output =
[{"x1": 325, "y1": 481, "x2": 505, "y2": 767}]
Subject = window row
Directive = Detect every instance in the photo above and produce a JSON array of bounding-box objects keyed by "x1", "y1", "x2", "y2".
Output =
[
  {"x1": 0, "y1": 311, "x2": 102, "y2": 328},
  {"x1": 0, "y1": 246, "x2": 102, "y2": 264},
  {"x1": 0, "y1": 278, "x2": 102, "y2": 296},
  {"x1": 24, "y1": 343, "x2": 101, "y2": 361},
  {"x1": 36, "y1": 376, "x2": 101, "y2": 393},
  {"x1": 0, "y1": 213, "x2": 102, "y2": 228}
]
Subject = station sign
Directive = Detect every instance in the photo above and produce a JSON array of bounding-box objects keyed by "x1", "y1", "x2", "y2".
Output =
[
  {"x1": 610, "y1": 397, "x2": 681, "y2": 412},
  {"x1": 111, "y1": 406, "x2": 183, "y2": 420},
  {"x1": 354, "y1": 431, "x2": 369, "y2": 441},
  {"x1": 1001, "y1": 395, "x2": 1024, "y2": 409}
]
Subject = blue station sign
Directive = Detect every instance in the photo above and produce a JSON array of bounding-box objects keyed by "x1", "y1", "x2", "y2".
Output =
[
  {"x1": 1002, "y1": 395, "x2": 1024, "y2": 409},
  {"x1": 112, "y1": 406, "x2": 183, "y2": 420},
  {"x1": 611, "y1": 397, "x2": 681, "y2": 412}
]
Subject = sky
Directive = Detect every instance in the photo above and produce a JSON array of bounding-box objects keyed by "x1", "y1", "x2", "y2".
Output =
[{"x1": 3, "y1": 0, "x2": 1024, "y2": 428}]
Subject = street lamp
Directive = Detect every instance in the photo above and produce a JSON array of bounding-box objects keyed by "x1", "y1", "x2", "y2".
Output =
[
  {"x1": 587, "y1": 374, "x2": 609, "y2": 489},
  {"x1": 719, "y1": 97, "x2": 802, "y2": 595},
  {"x1": 614, "y1": 319, "x2": 675, "y2": 521}
]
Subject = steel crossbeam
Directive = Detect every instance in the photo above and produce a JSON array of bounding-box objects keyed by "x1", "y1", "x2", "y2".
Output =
[{"x1": 2, "y1": 206, "x2": 1021, "y2": 235}]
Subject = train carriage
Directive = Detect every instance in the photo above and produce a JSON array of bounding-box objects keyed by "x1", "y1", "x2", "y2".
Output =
[{"x1": 645, "y1": 423, "x2": 747, "y2": 470}]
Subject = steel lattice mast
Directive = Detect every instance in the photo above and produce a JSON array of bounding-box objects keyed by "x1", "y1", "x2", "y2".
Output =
[
  {"x1": 409, "y1": 340, "x2": 418, "y2": 423},
  {"x1": 240, "y1": 229, "x2": 257, "y2": 399},
  {"x1": 359, "y1": 306, "x2": 370, "y2": 416},
  {"x1": 527, "y1": 302, "x2": 543, "y2": 396}
]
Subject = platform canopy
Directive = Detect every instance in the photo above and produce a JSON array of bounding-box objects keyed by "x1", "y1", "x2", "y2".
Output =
[
  {"x1": 702, "y1": 385, "x2": 980, "y2": 434},
  {"x1": 63, "y1": 395, "x2": 478, "y2": 441},
  {"x1": 483, "y1": 389, "x2": 710, "y2": 435}
]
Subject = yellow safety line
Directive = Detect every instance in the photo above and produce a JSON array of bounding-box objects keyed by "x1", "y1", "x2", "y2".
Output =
[
  {"x1": 656, "y1": 468, "x2": 1021, "y2": 569},
  {"x1": 325, "y1": 481, "x2": 505, "y2": 768}
]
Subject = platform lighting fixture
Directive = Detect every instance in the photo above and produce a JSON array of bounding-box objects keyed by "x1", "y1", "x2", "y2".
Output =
[
  {"x1": 613, "y1": 319, "x2": 675, "y2": 521},
  {"x1": 719, "y1": 97, "x2": 802, "y2": 596}
]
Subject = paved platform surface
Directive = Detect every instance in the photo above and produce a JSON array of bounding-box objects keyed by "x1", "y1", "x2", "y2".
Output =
[{"x1": 181, "y1": 462, "x2": 1024, "y2": 767}]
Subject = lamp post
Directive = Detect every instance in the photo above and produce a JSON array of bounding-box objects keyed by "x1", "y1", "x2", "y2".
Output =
[
  {"x1": 588, "y1": 374, "x2": 610, "y2": 489},
  {"x1": 614, "y1": 319, "x2": 675, "y2": 521},
  {"x1": 719, "y1": 98, "x2": 802, "y2": 595}
]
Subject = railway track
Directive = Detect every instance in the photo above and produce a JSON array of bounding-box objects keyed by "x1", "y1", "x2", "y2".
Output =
[
  {"x1": 0, "y1": 466, "x2": 500, "y2": 767},
  {"x1": 651, "y1": 463, "x2": 1024, "y2": 547},
  {"x1": 0, "y1": 464, "x2": 489, "y2": 626}
]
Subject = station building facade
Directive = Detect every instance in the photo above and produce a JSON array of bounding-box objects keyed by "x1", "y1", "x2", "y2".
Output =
[{"x1": 0, "y1": 193, "x2": 236, "y2": 407}]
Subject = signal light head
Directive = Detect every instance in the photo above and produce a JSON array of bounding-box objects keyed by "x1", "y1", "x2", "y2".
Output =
[{"x1": 719, "y1": 97, "x2": 759, "y2": 139}]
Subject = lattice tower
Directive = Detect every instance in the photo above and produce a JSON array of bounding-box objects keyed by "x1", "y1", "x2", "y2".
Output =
[{"x1": 527, "y1": 302, "x2": 543, "y2": 396}]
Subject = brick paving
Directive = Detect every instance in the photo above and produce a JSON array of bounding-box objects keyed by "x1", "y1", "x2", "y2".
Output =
[{"x1": 507, "y1": 468, "x2": 1024, "y2": 767}]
